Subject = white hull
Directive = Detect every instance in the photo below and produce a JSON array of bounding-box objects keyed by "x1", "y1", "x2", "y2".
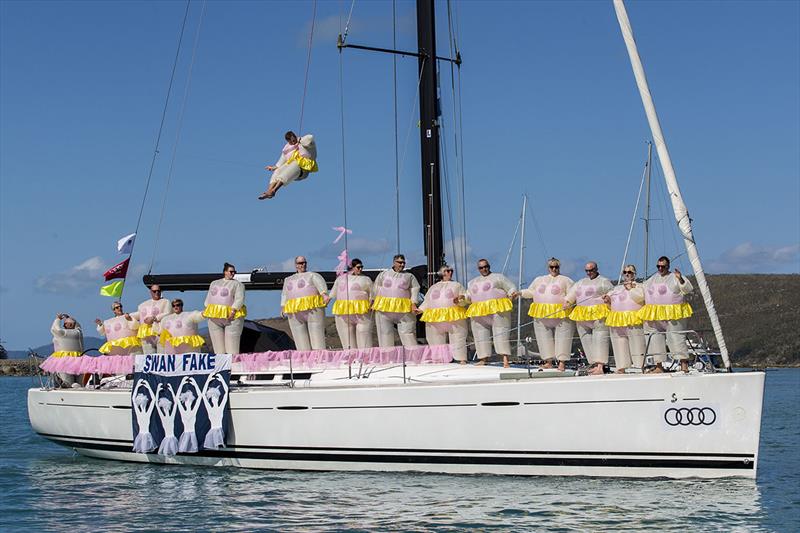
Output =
[{"x1": 28, "y1": 366, "x2": 764, "y2": 479}]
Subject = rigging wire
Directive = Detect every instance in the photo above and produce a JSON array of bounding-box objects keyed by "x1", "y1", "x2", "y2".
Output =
[
  {"x1": 128, "y1": 0, "x2": 192, "y2": 286},
  {"x1": 298, "y1": 0, "x2": 317, "y2": 133},
  {"x1": 501, "y1": 215, "x2": 522, "y2": 275},
  {"x1": 392, "y1": 0, "x2": 400, "y2": 255},
  {"x1": 526, "y1": 195, "x2": 549, "y2": 265},
  {"x1": 618, "y1": 159, "x2": 648, "y2": 283},
  {"x1": 149, "y1": 0, "x2": 207, "y2": 274}
]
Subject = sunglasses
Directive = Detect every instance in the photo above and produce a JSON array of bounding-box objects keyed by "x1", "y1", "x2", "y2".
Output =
[
  {"x1": 353, "y1": 265, "x2": 363, "y2": 269},
  {"x1": 657, "y1": 264, "x2": 669, "y2": 269},
  {"x1": 150, "y1": 290, "x2": 161, "y2": 293},
  {"x1": 548, "y1": 265, "x2": 559, "y2": 269},
  {"x1": 623, "y1": 270, "x2": 635, "y2": 275},
  {"x1": 172, "y1": 303, "x2": 183, "y2": 307},
  {"x1": 585, "y1": 268, "x2": 597, "y2": 273},
  {"x1": 395, "y1": 261, "x2": 405, "y2": 264},
  {"x1": 296, "y1": 262, "x2": 307, "y2": 265},
  {"x1": 226, "y1": 270, "x2": 237, "y2": 274},
  {"x1": 112, "y1": 306, "x2": 122, "y2": 310},
  {"x1": 478, "y1": 265, "x2": 490, "y2": 270}
]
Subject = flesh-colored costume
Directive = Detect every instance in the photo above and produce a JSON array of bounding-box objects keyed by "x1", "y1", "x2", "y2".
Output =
[
  {"x1": 566, "y1": 276, "x2": 613, "y2": 366},
  {"x1": 159, "y1": 311, "x2": 206, "y2": 355},
  {"x1": 203, "y1": 278, "x2": 246, "y2": 354},
  {"x1": 131, "y1": 297, "x2": 171, "y2": 354},
  {"x1": 465, "y1": 273, "x2": 516, "y2": 360},
  {"x1": 372, "y1": 269, "x2": 420, "y2": 348},
  {"x1": 97, "y1": 315, "x2": 142, "y2": 355},
  {"x1": 281, "y1": 271, "x2": 328, "y2": 351},
  {"x1": 330, "y1": 273, "x2": 373, "y2": 349},
  {"x1": 639, "y1": 272, "x2": 694, "y2": 362},
  {"x1": 419, "y1": 280, "x2": 468, "y2": 362},
  {"x1": 51, "y1": 318, "x2": 84, "y2": 385},
  {"x1": 521, "y1": 274, "x2": 575, "y2": 362},
  {"x1": 270, "y1": 135, "x2": 318, "y2": 187},
  {"x1": 605, "y1": 283, "x2": 645, "y2": 370}
]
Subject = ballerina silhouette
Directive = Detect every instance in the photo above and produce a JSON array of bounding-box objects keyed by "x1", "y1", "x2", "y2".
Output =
[
  {"x1": 202, "y1": 372, "x2": 229, "y2": 449},
  {"x1": 132, "y1": 379, "x2": 157, "y2": 453},
  {"x1": 176, "y1": 376, "x2": 202, "y2": 453},
  {"x1": 155, "y1": 383, "x2": 179, "y2": 456}
]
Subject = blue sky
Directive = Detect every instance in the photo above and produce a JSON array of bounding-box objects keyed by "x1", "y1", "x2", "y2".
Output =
[{"x1": 1, "y1": 0, "x2": 798, "y2": 348}]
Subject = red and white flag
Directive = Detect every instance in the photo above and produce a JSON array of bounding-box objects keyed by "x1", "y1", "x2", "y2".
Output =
[{"x1": 103, "y1": 257, "x2": 130, "y2": 281}]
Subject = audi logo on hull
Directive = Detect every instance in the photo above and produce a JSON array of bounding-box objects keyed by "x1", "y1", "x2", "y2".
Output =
[{"x1": 664, "y1": 407, "x2": 717, "y2": 426}]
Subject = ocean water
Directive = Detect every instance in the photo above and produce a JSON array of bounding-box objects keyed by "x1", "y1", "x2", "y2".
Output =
[{"x1": 1, "y1": 370, "x2": 798, "y2": 532}]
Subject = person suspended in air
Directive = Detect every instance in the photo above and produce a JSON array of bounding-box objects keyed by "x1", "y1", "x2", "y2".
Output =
[{"x1": 259, "y1": 131, "x2": 318, "y2": 200}]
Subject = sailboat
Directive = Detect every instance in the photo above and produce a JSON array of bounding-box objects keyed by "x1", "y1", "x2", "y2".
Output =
[{"x1": 28, "y1": 0, "x2": 765, "y2": 479}]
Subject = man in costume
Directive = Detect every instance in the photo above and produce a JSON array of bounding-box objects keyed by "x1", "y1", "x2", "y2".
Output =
[
  {"x1": 564, "y1": 261, "x2": 613, "y2": 375},
  {"x1": 639, "y1": 256, "x2": 694, "y2": 373},
  {"x1": 372, "y1": 254, "x2": 420, "y2": 348},
  {"x1": 465, "y1": 259, "x2": 517, "y2": 367},
  {"x1": 259, "y1": 131, "x2": 318, "y2": 200},
  {"x1": 281, "y1": 256, "x2": 329, "y2": 351},
  {"x1": 131, "y1": 284, "x2": 171, "y2": 354},
  {"x1": 95, "y1": 301, "x2": 142, "y2": 356},
  {"x1": 50, "y1": 312, "x2": 84, "y2": 386}
]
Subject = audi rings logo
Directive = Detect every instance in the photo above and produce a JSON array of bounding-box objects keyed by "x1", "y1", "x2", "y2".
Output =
[{"x1": 664, "y1": 407, "x2": 717, "y2": 426}]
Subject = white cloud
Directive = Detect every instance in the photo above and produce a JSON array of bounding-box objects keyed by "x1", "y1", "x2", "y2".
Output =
[
  {"x1": 34, "y1": 256, "x2": 107, "y2": 294},
  {"x1": 707, "y1": 242, "x2": 800, "y2": 273}
]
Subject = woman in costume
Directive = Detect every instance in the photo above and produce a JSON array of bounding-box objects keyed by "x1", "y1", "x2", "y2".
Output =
[
  {"x1": 419, "y1": 266, "x2": 468, "y2": 363},
  {"x1": 259, "y1": 131, "x2": 318, "y2": 200},
  {"x1": 96, "y1": 301, "x2": 142, "y2": 356},
  {"x1": 159, "y1": 299, "x2": 206, "y2": 354},
  {"x1": 329, "y1": 258, "x2": 374, "y2": 349},
  {"x1": 202, "y1": 262, "x2": 246, "y2": 354},
  {"x1": 603, "y1": 265, "x2": 645, "y2": 373},
  {"x1": 520, "y1": 258, "x2": 575, "y2": 371}
]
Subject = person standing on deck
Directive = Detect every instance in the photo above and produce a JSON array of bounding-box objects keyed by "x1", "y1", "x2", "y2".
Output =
[
  {"x1": 520, "y1": 258, "x2": 575, "y2": 372},
  {"x1": 465, "y1": 259, "x2": 518, "y2": 367},
  {"x1": 202, "y1": 263, "x2": 246, "y2": 354},
  {"x1": 639, "y1": 256, "x2": 694, "y2": 373},
  {"x1": 329, "y1": 258, "x2": 374, "y2": 349},
  {"x1": 603, "y1": 265, "x2": 646, "y2": 373},
  {"x1": 419, "y1": 265, "x2": 468, "y2": 363},
  {"x1": 159, "y1": 299, "x2": 206, "y2": 355},
  {"x1": 564, "y1": 261, "x2": 612, "y2": 375},
  {"x1": 372, "y1": 254, "x2": 420, "y2": 348},
  {"x1": 259, "y1": 131, "x2": 318, "y2": 200},
  {"x1": 281, "y1": 256, "x2": 329, "y2": 351},
  {"x1": 50, "y1": 313, "x2": 84, "y2": 386},
  {"x1": 95, "y1": 302, "x2": 142, "y2": 356},
  {"x1": 130, "y1": 284, "x2": 171, "y2": 354}
]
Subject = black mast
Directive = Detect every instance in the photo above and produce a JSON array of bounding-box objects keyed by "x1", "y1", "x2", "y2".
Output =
[{"x1": 416, "y1": 0, "x2": 444, "y2": 287}]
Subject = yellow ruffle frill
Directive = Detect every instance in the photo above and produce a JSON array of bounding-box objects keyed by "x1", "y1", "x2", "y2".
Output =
[
  {"x1": 466, "y1": 297, "x2": 513, "y2": 318},
  {"x1": 137, "y1": 323, "x2": 157, "y2": 339},
  {"x1": 637, "y1": 303, "x2": 693, "y2": 321},
  {"x1": 527, "y1": 302, "x2": 571, "y2": 319},
  {"x1": 569, "y1": 304, "x2": 610, "y2": 322},
  {"x1": 286, "y1": 150, "x2": 319, "y2": 172},
  {"x1": 159, "y1": 330, "x2": 205, "y2": 348},
  {"x1": 420, "y1": 306, "x2": 467, "y2": 323},
  {"x1": 284, "y1": 294, "x2": 326, "y2": 314},
  {"x1": 332, "y1": 299, "x2": 370, "y2": 316},
  {"x1": 372, "y1": 296, "x2": 412, "y2": 313},
  {"x1": 51, "y1": 350, "x2": 81, "y2": 358},
  {"x1": 98, "y1": 336, "x2": 142, "y2": 354},
  {"x1": 605, "y1": 310, "x2": 643, "y2": 327},
  {"x1": 202, "y1": 304, "x2": 247, "y2": 320}
]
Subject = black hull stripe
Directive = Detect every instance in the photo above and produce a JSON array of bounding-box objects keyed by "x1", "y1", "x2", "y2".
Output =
[
  {"x1": 49, "y1": 438, "x2": 754, "y2": 470},
  {"x1": 38, "y1": 434, "x2": 754, "y2": 466}
]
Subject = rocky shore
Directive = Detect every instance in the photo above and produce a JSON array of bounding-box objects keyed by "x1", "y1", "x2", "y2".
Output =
[{"x1": 1, "y1": 358, "x2": 46, "y2": 377}]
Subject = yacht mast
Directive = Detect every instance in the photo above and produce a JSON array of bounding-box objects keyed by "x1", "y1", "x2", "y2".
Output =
[{"x1": 613, "y1": 0, "x2": 731, "y2": 370}]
